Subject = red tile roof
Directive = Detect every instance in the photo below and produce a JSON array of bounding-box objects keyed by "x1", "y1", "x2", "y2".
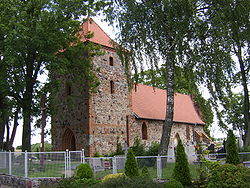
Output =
[
  {"x1": 78, "y1": 18, "x2": 114, "y2": 48},
  {"x1": 132, "y1": 84, "x2": 205, "y2": 125}
]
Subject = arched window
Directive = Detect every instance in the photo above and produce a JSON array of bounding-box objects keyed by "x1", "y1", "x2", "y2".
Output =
[
  {"x1": 109, "y1": 56, "x2": 114, "y2": 66},
  {"x1": 142, "y1": 122, "x2": 147, "y2": 140},
  {"x1": 110, "y1": 80, "x2": 114, "y2": 94}
]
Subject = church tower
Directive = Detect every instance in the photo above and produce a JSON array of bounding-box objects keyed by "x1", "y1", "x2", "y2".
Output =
[{"x1": 51, "y1": 18, "x2": 131, "y2": 156}]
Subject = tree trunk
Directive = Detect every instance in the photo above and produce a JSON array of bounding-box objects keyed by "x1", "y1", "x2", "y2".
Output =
[
  {"x1": 6, "y1": 109, "x2": 19, "y2": 151},
  {"x1": 0, "y1": 117, "x2": 5, "y2": 150},
  {"x1": 0, "y1": 97, "x2": 5, "y2": 150},
  {"x1": 236, "y1": 46, "x2": 250, "y2": 147},
  {"x1": 22, "y1": 100, "x2": 32, "y2": 151},
  {"x1": 159, "y1": 52, "x2": 175, "y2": 155}
]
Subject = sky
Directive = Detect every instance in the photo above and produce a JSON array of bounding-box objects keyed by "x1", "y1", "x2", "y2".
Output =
[{"x1": 12, "y1": 16, "x2": 228, "y2": 148}]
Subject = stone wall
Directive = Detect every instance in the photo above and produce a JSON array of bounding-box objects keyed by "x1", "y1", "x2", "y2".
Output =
[
  {"x1": 0, "y1": 174, "x2": 59, "y2": 188},
  {"x1": 51, "y1": 73, "x2": 90, "y2": 153},
  {"x1": 88, "y1": 48, "x2": 131, "y2": 155},
  {"x1": 129, "y1": 116, "x2": 208, "y2": 161}
]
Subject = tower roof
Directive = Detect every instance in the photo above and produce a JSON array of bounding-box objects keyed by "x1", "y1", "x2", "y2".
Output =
[
  {"x1": 78, "y1": 18, "x2": 114, "y2": 49},
  {"x1": 132, "y1": 84, "x2": 205, "y2": 125}
]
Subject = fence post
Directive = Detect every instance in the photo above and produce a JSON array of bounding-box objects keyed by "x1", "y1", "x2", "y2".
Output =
[
  {"x1": 81, "y1": 149, "x2": 85, "y2": 163},
  {"x1": 157, "y1": 155, "x2": 162, "y2": 179},
  {"x1": 64, "y1": 149, "x2": 69, "y2": 178},
  {"x1": 24, "y1": 150, "x2": 28, "y2": 178},
  {"x1": 8, "y1": 151, "x2": 12, "y2": 175},
  {"x1": 112, "y1": 156, "x2": 117, "y2": 174}
]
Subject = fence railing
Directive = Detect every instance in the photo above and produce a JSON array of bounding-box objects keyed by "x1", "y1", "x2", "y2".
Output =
[
  {"x1": 0, "y1": 151, "x2": 249, "y2": 179},
  {"x1": 0, "y1": 150, "x2": 84, "y2": 178}
]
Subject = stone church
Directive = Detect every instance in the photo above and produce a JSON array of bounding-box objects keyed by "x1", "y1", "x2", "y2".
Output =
[{"x1": 51, "y1": 18, "x2": 210, "y2": 156}]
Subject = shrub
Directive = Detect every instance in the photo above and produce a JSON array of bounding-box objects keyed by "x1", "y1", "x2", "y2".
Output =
[
  {"x1": 115, "y1": 137, "x2": 124, "y2": 155},
  {"x1": 75, "y1": 163, "x2": 93, "y2": 179},
  {"x1": 141, "y1": 166, "x2": 150, "y2": 178},
  {"x1": 145, "y1": 142, "x2": 160, "y2": 156},
  {"x1": 172, "y1": 139, "x2": 192, "y2": 186},
  {"x1": 207, "y1": 163, "x2": 250, "y2": 188},
  {"x1": 164, "y1": 179, "x2": 183, "y2": 188},
  {"x1": 58, "y1": 177, "x2": 99, "y2": 188},
  {"x1": 125, "y1": 148, "x2": 139, "y2": 177},
  {"x1": 94, "y1": 152, "x2": 102, "y2": 157},
  {"x1": 226, "y1": 130, "x2": 240, "y2": 165},
  {"x1": 102, "y1": 173, "x2": 125, "y2": 182},
  {"x1": 131, "y1": 137, "x2": 145, "y2": 156},
  {"x1": 94, "y1": 176, "x2": 163, "y2": 188}
]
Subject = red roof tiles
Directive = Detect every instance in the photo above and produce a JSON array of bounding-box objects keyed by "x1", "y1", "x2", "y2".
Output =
[
  {"x1": 132, "y1": 84, "x2": 205, "y2": 125},
  {"x1": 79, "y1": 18, "x2": 114, "y2": 49}
]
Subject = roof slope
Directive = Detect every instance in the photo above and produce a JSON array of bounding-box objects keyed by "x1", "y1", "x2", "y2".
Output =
[
  {"x1": 78, "y1": 18, "x2": 114, "y2": 48},
  {"x1": 132, "y1": 84, "x2": 205, "y2": 125}
]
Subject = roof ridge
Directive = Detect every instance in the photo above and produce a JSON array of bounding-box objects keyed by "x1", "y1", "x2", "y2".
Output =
[
  {"x1": 135, "y1": 83, "x2": 191, "y2": 97},
  {"x1": 88, "y1": 18, "x2": 114, "y2": 45}
]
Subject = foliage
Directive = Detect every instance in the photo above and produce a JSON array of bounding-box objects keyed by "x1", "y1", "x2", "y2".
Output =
[
  {"x1": 124, "y1": 148, "x2": 139, "y2": 178},
  {"x1": 226, "y1": 130, "x2": 240, "y2": 165},
  {"x1": 137, "y1": 66, "x2": 214, "y2": 132},
  {"x1": 75, "y1": 163, "x2": 93, "y2": 179},
  {"x1": 94, "y1": 152, "x2": 103, "y2": 157},
  {"x1": 172, "y1": 139, "x2": 192, "y2": 186},
  {"x1": 94, "y1": 176, "x2": 162, "y2": 188},
  {"x1": 0, "y1": 0, "x2": 107, "y2": 151},
  {"x1": 31, "y1": 142, "x2": 52, "y2": 152},
  {"x1": 58, "y1": 177, "x2": 100, "y2": 188},
  {"x1": 145, "y1": 142, "x2": 160, "y2": 156},
  {"x1": 195, "y1": 147, "x2": 220, "y2": 188},
  {"x1": 207, "y1": 164, "x2": 250, "y2": 188},
  {"x1": 164, "y1": 179, "x2": 184, "y2": 188},
  {"x1": 102, "y1": 173, "x2": 125, "y2": 182},
  {"x1": 106, "y1": 0, "x2": 200, "y2": 155},
  {"x1": 131, "y1": 137, "x2": 145, "y2": 156},
  {"x1": 194, "y1": 0, "x2": 250, "y2": 147},
  {"x1": 141, "y1": 166, "x2": 150, "y2": 178},
  {"x1": 115, "y1": 137, "x2": 124, "y2": 155}
]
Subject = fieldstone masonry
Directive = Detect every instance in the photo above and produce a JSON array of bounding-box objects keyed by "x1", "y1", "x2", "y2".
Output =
[
  {"x1": 51, "y1": 19, "x2": 210, "y2": 157},
  {"x1": 0, "y1": 174, "x2": 59, "y2": 188}
]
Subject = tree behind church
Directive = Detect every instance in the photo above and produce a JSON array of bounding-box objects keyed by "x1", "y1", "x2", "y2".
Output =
[
  {"x1": 0, "y1": 0, "x2": 107, "y2": 151},
  {"x1": 106, "y1": 0, "x2": 202, "y2": 155}
]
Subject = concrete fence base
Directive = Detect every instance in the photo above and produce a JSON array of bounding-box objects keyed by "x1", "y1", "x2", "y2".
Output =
[{"x1": 0, "y1": 174, "x2": 60, "y2": 188}]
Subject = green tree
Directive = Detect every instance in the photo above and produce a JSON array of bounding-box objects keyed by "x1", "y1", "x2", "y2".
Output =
[
  {"x1": 137, "y1": 65, "x2": 214, "y2": 135},
  {"x1": 107, "y1": 0, "x2": 200, "y2": 155},
  {"x1": 124, "y1": 148, "x2": 139, "y2": 178},
  {"x1": 172, "y1": 139, "x2": 192, "y2": 186},
  {"x1": 195, "y1": 0, "x2": 250, "y2": 147},
  {"x1": 0, "y1": 0, "x2": 107, "y2": 151},
  {"x1": 226, "y1": 130, "x2": 240, "y2": 165},
  {"x1": 131, "y1": 137, "x2": 145, "y2": 156}
]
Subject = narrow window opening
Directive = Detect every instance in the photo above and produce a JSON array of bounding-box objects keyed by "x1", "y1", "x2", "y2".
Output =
[
  {"x1": 186, "y1": 125, "x2": 190, "y2": 140},
  {"x1": 110, "y1": 80, "x2": 114, "y2": 94},
  {"x1": 109, "y1": 56, "x2": 114, "y2": 66},
  {"x1": 126, "y1": 115, "x2": 130, "y2": 146},
  {"x1": 142, "y1": 122, "x2": 147, "y2": 140}
]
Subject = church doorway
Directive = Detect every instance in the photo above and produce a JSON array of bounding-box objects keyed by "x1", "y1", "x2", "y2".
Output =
[{"x1": 62, "y1": 128, "x2": 76, "y2": 151}]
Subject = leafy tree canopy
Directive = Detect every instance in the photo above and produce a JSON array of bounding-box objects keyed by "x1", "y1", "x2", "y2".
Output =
[{"x1": 0, "y1": 0, "x2": 108, "y2": 151}]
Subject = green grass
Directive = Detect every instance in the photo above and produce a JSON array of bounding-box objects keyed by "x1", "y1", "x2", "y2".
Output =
[
  {"x1": 28, "y1": 162, "x2": 65, "y2": 177},
  {"x1": 1, "y1": 160, "x2": 200, "y2": 180}
]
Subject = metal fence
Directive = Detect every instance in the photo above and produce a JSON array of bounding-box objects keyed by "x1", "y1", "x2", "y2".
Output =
[
  {"x1": 85, "y1": 152, "x2": 250, "y2": 180},
  {"x1": 0, "y1": 151, "x2": 249, "y2": 179},
  {"x1": 0, "y1": 150, "x2": 84, "y2": 178}
]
